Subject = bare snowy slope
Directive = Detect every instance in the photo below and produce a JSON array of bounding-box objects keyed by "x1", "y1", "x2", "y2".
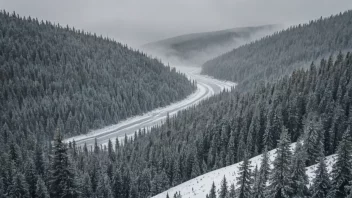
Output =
[{"x1": 153, "y1": 143, "x2": 336, "y2": 198}]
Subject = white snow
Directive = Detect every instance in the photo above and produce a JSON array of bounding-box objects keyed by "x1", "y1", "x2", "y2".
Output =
[
  {"x1": 64, "y1": 66, "x2": 237, "y2": 148},
  {"x1": 153, "y1": 143, "x2": 337, "y2": 198}
]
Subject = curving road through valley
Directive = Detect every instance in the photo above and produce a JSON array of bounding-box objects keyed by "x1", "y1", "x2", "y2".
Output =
[{"x1": 64, "y1": 66, "x2": 236, "y2": 148}]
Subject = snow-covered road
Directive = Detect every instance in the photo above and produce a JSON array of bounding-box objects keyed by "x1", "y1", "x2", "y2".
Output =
[{"x1": 64, "y1": 66, "x2": 236, "y2": 148}]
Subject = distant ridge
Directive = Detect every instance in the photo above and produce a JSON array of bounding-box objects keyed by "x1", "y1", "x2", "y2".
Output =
[{"x1": 142, "y1": 24, "x2": 282, "y2": 66}]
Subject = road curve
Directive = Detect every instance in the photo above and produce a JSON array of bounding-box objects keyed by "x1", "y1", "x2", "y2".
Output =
[{"x1": 64, "y1": 66, "x2": 236, "y2": 148}]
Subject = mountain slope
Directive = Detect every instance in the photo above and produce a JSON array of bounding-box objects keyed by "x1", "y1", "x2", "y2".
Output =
[
  {"x1": 202, "y1": 10, "x2": 352, "y2": 92},
  {"x1": 143, "y1": 25, "x2": 281, "y2": 65},
  {"x1": 153, "y1": 143, "x2": 337, "y2": 198},
  {"x1": 0, "y1": 10, "x2": 195, "y2": 140}
]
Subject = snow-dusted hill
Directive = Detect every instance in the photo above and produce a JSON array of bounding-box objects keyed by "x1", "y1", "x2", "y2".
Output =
[{"x1": 153, "y1": 143, "x2": 336, "y2": 198}]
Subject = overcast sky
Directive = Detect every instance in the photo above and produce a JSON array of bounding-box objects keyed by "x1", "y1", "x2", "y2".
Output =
[{"x1": 1, "y1": 0, "x2": 352, "y2": 47}]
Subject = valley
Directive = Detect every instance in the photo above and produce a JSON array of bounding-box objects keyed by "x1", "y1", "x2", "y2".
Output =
[{"x1": 64, "y1": 66, "x2": 237, "y2": 148}]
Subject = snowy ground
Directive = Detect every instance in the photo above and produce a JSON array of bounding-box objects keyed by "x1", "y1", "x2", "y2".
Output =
[
  {"x1": 153, "y1": 143, "x2": 337, "y2": 198},
  {"x1": 64, "y1": 66, "x2": 237, "y2": 149}
]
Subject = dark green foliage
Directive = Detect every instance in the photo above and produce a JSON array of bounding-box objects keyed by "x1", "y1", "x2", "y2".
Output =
[
  {"x1": 267, "y1": 128, "x2": 293, "y2": 198},
  {"x1": 310, "y1": 146, "x2": 331, "y2": 198},
  {"x1": 290, "y1": 142, "x2": 310, "y2": 197},
  {"x1": 49, "y1": 131, "x2": 78, "y2": 198},
  {"x1": 218, "y1": 176, "x2": 228, "y2": 198},
  {"x1": 0, "y1": 10, "x2": 195, "y2": 140},
  {"x1": 236, "y1": 153, "x2": 253, "y2": 198},
  {"x1": 202, "y1": 11, "x2": 352, "y2": 92},
  {"x1": 253, "y1": 147, "x2": 270, "y2": 198},
  {"x1": 35, "y1": 177, "x2": 50, "y2": 198},
  {"x1": 208, "y1": 182, "x2": 216, "y2": 198},
  {"x1": 328, "y1": 128, "x2": 352, "y2": 198}
]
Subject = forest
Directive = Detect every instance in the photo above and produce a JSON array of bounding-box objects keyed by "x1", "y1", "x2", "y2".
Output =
[
  {"x1": 0, "y1": 10, "x2": 196, "y2": 142},
  {"x1": 1, "y1": 8, "x2": 352, "y2": 198},
  {"x1": 202, "y1": 10, "x2": 352, "y2": 92},
  {"x1": 2, "y1": 50, "x2": 350, "y2": 197}
]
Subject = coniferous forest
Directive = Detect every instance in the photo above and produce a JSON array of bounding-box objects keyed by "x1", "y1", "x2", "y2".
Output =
[
  {"x1": 202, "y1": 10, "x2": 352, "y2": 92},
  {"x1": 0, "y1": 10, "x2": 196, "y2": 140},
  {"x1": 1, "y1": 7, "x2": 352, "y2": 198}
]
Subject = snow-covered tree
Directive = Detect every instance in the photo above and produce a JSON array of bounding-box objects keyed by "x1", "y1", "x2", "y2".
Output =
[
  {"x1": 310, "y1": 144, "x2": 331, "y2": 198},
  {"x1": 253, "y1": 147, "x2": 270, "y2": 198},
  {"x1": 49, "y1": 130, "x2": 79, "y2": 197},
  {"x1": 290, "y1": 141, "x2": 309, "y2": 197},
  {"x1": 218, "y1": 176, "x2": 228, "y2": 198},
  {"x1": 328, "y1": 128, "x2": 352, "y2": 198},
  {"x1": 267, "y1": 128, "x2": 293, "y2": 198},
  {"x1": 236, "y1": 152, "x2": 253, "y2": 198},
  {"x1": 35, "y1": 177, "x2": 50, "y2": 198}
]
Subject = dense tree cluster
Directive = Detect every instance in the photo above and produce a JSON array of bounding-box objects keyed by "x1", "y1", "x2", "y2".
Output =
[
  {"x1": 206, "y1": 128, "x2": 352, "y2": 198},
  {"x1": 1, "y1": 9, "x2": 352, "y2": 198},
  {"x1": 2, "y1": 52, "x2": 350, "y2": 197},
  {"x1": 0, "y1": 10, "x2": 196, "y2": 141},
  {"x1": 202, "y1": 10, "x2": 352, "y2": 92}
]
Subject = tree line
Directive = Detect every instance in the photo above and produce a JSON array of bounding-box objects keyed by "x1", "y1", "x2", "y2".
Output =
[
  {"x1": 206, "y1": 128, "x2": 352, "y2": 198},
  {"x1": 0, "y1": 10, "x2": 195, "y2": 140},
  {"x1": 202, "y1": 10, "x2": 352, "y2": 92},
  {"x1": 2, "y1": 50, "x2": 351, "y2": 197}
]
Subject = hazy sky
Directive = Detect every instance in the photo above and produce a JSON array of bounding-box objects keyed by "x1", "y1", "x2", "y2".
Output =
[{"x1": 1, "y1": 0, "x2": 352, "y2": 47}]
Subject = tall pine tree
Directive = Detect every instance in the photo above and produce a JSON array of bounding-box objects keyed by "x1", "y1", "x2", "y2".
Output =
[
  {"x1": 267, "y1": 128, "x2": 293, "y2": 198},
  {"x1": 328, "y1": 128, "x2": 352, "y2": 198},
  {"x1": 49, "y1": 130, "x2": 79, "y2": 198}
]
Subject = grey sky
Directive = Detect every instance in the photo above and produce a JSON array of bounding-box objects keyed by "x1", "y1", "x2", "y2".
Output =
[{"x1": 1, "y1": 0, "x2": 352, "y2": 47}]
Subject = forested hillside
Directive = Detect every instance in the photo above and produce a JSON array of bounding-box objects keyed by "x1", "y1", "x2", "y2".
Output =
[
  {"x1": 143, "y1": 25, "x2": 279, "y2": 65},
  {"x1": 4, "y1": 52, "x2": 349, "y2": 197},
  {"x1": 0, "y1": 10, "x2": 196, "y2": 141},
  {"x1": 202, "y1": 10, "x2": 352, "y2": 92}
]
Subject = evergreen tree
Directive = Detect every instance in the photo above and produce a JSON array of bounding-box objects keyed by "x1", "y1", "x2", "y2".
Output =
[
  {"x1": 218, "y1": 176, "x2": 228, "y2": 198},
  {"x1": 310, "y1": 145, "x2": 331, "y2": 198},
  {"x1": 81, "y1": 173, "x2": 93, "y2": 198},
  {"x1": 229, "y1": 183, "x2": 235, "y2": 198},
  {"x1": 25, "y1": 160, "x2": 38, "y2": 198},
  {"x1": 303, "y1": 114, "x2": 323, "y2": 166},
  {"x1": 112, "y1": 168, "x2": 122, "y2": 198},
  {"x1": 35, "y1": 177, "x2": 50, "y2": 198},
  {"x1": 267, "y1": 128, "x2": 293, "y2": 198},
  {"x1": 8, "y1": 172, "x2": 30, "y2": 198},
  {"x1": 253, "y1": 147, "x2": 270, "y2": 198},
  {"x1": 96, "y1": 173, "x2": 113, "y2": 198},
  {"x1": 49, "y1": 130, "x2": 79, "y2": 198},
  {"x1": 290, "y1": 141, "x2": 309, "y2": 197},
  {"x1": 208, "y1": 182, "x2": 216, "y2": 198},
  {"x1": 328, "y1": 128, "x2": 352, "y2": 198},
  {"x1": 236, "y1": 152, "x2": 253, "y2": 198}
]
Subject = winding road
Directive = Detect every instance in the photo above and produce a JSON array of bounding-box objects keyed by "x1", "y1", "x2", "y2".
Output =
[{"x1": 64, "y1": 66, "x2": 236, "y2": 148}]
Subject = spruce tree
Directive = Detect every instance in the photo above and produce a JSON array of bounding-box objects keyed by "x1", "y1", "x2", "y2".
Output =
[
  {"x1": 236, "y1": 152, "x2": 253, "y2": 198},
  {"x1": 35, "y1": 177, "x2": 50, "y2": 198},
  {"x1": 81, "y1": 173, "x2": 93, "y2": 198},
  {"x1": 112, "y1": 168, "x2": 122, "y2": 198},
  {"x1": 229, "y1": 183, "x2": 235, "y2": 198},
  {"x1": 218, "y1": 176, "x2": 228, "y2": 198},
  {"x1": 267, "y1": 128, "x2": 293, "y2": 198},
  {"x1": 96, "y1": 173, "x2": 113, "y2": 198},
  {"x1": 8, "y1": 172, "x2": 30, "y2": 198},
  {"x1": 253, "y1": 147, "x2": 270, "y2": 198},
  {"x1": 208, "y1": 182, "x2": 216, "y2": 198},
  {"x1": 328, "y1": 128, "x2": 352, "y2": 198},
  {"x1": 310, "y1": 145, "x2": 331, "y2": 198},
  {"x1": 290, "y1": 141, "x2": 309, "y2": 197},
  {"x1": 303, "y1": 114, "x2": 323, "y2": 166},
  {"x1": 49, "y1": 130, "x2": 79, "y2": 198}
]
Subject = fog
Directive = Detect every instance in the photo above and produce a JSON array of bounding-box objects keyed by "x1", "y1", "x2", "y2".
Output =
[{"x1": 1, "y1": 0, "x2": 352, "y2": 48}]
